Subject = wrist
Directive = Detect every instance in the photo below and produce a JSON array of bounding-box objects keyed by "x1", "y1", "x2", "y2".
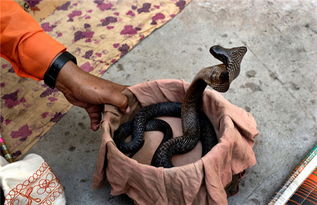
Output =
[
  {"x1": 55, "y1": 61, "x2": 81, "y2": 93},
  {"x1": 44, "y1": 51, "x2": 77, "y2": 88}
]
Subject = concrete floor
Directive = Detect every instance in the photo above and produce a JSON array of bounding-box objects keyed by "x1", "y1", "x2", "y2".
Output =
[{"x1": 29, "y1": 0, "x2": 317, "y2": 204}]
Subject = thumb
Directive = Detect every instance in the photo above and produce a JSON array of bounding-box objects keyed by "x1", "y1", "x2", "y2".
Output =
[
  {"x1": 105, "y1": 91, "x2": 128, "y2": 112},
  {"x1": 100, "y1": 90, "x2": 128, "y2": 112}
]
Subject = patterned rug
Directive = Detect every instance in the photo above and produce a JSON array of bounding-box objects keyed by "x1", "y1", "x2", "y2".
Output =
[
  {"x1": 0, "y1": 0, "x2": 191, "y2": 159},
  {"x1": 15, "y1": 0, "x2": 69, "y2": 21}
]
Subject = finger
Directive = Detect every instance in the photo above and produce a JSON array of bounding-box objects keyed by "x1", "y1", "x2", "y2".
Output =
[{"x1": 85, "y1": 105, "x2": 103, "y2": 131}]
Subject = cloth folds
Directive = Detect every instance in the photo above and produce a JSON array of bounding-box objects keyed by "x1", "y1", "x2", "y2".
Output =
[{"x1": 93, "y1": 79, "x2": 259, "y2": 204}]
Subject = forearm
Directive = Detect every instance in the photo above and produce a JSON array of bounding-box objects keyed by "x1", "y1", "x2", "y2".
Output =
[{"x1": 55, "y1": 61, "x2": 128, "y2": 108}]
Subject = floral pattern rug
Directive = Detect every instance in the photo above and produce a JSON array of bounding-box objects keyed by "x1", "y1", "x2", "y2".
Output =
[
  {"x1": 16, "y1": 0, "x2": 69, "y2": 21},
  {"x1": 0, "y1": 0, "x2": 191, "y2": 159}
]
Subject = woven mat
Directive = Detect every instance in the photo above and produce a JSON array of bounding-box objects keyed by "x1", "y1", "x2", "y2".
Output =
[{"x1": 0, "y1": 0, "x2": 191, "y2": 159}]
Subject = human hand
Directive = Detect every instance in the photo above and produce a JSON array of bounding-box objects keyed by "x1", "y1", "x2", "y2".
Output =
[{"x1": 55, "y1": 61, "x2": 128, "y2": 131}]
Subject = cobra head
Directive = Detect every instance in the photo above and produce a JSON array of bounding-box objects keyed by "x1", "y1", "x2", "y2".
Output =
[{"x1": 208, "y1": 45, "x2": 247, "y2": 92}]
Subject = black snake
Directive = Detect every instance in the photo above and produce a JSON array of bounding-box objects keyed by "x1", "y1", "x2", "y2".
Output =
[{"x1": 114, "y1": 45, "x2": 247, "y2": 168}]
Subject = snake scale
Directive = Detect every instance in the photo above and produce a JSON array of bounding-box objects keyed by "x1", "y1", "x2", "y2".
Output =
[{"x1": 114, "y1": 45, "x2": 247, "y2": 168}]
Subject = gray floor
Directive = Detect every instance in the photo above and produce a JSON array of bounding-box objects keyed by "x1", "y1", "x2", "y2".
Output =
[{"x1": 29, "y1": 0, "x2": 317, "y2": 204}]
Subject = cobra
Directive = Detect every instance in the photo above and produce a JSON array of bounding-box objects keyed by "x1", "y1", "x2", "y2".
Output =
[{"x1": 114, "y1": 45, "x2": 247, "y2": 168}]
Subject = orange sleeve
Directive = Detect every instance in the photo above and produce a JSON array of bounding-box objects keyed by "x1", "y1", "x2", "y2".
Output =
[{"x1": 0, "y1": 0, "x2": 66, "y2": 80}]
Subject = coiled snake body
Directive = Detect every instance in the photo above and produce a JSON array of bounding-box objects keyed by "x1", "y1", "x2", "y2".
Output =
[{"x1": 114, "y1": 45, "x2": 247, "y2": 168}]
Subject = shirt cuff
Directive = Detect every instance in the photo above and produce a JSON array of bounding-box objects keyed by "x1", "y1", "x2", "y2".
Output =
[{"x1": 14, "y1": 32, "x2": 66, "y2": 80}]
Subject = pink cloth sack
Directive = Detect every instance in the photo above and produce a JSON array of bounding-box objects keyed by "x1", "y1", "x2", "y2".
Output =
[{"x1": 93, "y1": 79, "x2": 259, "y2": 205}]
